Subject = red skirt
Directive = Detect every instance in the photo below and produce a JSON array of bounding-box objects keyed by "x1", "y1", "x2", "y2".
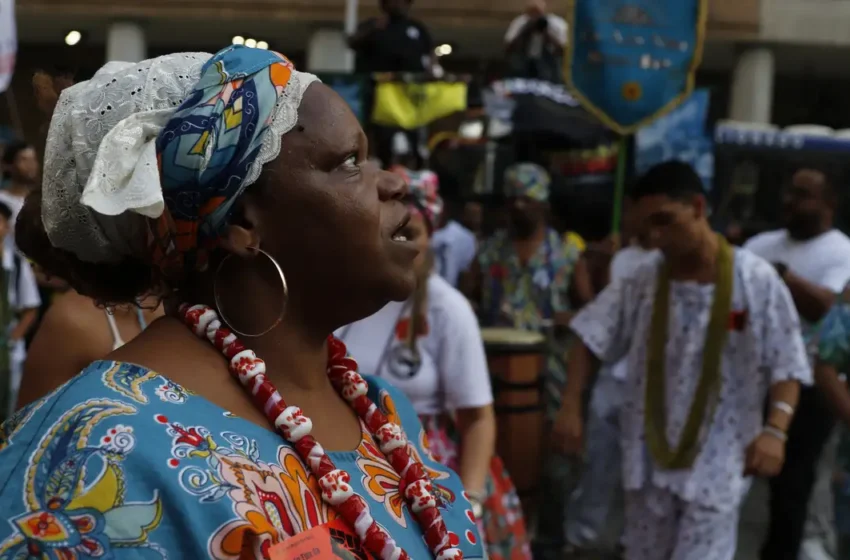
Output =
[{"x1": 420, "y1": 415, "x2": 532, "y2": 560}]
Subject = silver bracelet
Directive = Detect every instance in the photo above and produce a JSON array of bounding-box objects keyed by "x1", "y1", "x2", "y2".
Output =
[
  {"x1": 762, "y1": 426, "x2": 788, "y2": 442},
  {"x1": 772, "y1": 401, "x2": 795, "y2": 416}
]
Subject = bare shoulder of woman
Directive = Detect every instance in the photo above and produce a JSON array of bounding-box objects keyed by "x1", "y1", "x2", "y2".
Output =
[{"x1": 16, "y1": 291, "x2": 111, "y2": 408}]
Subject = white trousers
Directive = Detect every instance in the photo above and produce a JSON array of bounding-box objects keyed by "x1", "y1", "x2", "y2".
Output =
[
  {"x1": 624, "y1": 485, "x2": 741, "y2": 560},
  {"x1": 565, "y1": 373, "x2": 624, "y2": 548},
  {"x1": 799, "y1": 428, "x2": 839, "y2": 560}
]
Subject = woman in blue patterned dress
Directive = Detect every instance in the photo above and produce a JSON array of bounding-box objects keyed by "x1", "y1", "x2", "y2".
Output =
[{"x1": 0, "y1": 47, "x2": 485, "y2": 559}]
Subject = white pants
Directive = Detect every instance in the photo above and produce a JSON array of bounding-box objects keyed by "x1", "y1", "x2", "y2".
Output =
[
  {"x1": 624, "y1": 486, "x2": 741, "y2": 560},
  {"x1": 565, "y1": 373, "x2": 624, "y2": 548},
  {"x1": 800, "y1": 428, "x2": 839, "y2": 560}
]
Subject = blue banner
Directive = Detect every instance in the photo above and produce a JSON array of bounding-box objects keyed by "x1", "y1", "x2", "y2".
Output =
[
  {"x1": 565, "y1": 0, "x2": 708, "y2": 135},
  {"x1": 635, "y1": 89, "x2": 713, "y2": 190}
]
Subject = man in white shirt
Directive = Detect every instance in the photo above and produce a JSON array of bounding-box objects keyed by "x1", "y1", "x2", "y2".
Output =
[
  {"x1": 432, "y1": 198, "x2": 480, "y2": 288},
  {"x1": 557, "y1": 161, "x2": 810, "y2": 560},
  {"x1": 744, "y1": 167, "x2": 850, "y2": 560},
  {"x1": 432, "y1": 220, "x2": 476, "y2": 288},
  {"x1": 505, "y1": 0, "x2": 568, "y2": 82}
]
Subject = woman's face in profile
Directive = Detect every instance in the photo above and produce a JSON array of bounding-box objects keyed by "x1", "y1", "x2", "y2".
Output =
[{"x1": 246, "y1": 83, "x2": 419, "y2": 325}]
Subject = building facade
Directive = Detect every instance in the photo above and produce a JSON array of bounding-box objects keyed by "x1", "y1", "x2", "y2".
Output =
[{"x1": 5, "y1": 0, "x2": 850, "y2": 144}]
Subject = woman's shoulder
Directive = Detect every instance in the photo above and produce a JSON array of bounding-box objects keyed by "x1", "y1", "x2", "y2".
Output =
[
  {"x1": 364, "y1": 375, "x2": 412, "y2": 415},
  {"x1": 18, "y1": 295, "x2": 113, "y2": 405},
  {"x1": 2, "y1": 361, "x2": 164, "y2": 455},
  {"x1": 364, "y1": 376, "x2": 424, "y2": 436},
  {"x1": 36, "y1": 291, "x2": 107, "y2": 342},
  {"x1": 427, "y1": 274, "x2": 473, "y2": 311}
]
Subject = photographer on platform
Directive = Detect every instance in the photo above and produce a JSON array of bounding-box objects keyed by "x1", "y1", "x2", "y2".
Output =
[{"x1": 505, "y1": 0, "x2": 568, "y2": 83}]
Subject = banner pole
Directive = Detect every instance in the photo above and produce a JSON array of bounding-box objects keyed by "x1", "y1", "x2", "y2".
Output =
[
  {"x1": 343, "y1": 0, "x2": 359, "y2": 71},
  {"x1": 611, "y1": 135, "x2": 628, "y2": 237}
]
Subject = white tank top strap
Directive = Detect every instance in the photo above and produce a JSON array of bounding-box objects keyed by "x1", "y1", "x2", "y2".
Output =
[{"x1": 104, "y1": 309, "x2": 125, "y2": 351}]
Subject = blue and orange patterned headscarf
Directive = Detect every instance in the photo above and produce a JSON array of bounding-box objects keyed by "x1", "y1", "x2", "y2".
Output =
[
  {"x1": 391, "y1": 166, "x2": 443, "y2": 233},
  {"x1": 153, "y1": 46, "x2": 319, "y2": 274},
  {"x1": 504, "y1": 162, "x2": 551, "y2": 202}
]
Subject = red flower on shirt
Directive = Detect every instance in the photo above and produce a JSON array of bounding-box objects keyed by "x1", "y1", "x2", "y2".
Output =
[
  {"x1": 728, "y1": 310, "x2": 748, "y2": 332},
  {"x1": 489, "y1": 264, "x2": 507, "y2": 280}
]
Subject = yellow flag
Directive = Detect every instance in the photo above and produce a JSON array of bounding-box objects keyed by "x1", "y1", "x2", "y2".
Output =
[{"x1": 372, "y1": 81, "x2": 467, "y2": 130}]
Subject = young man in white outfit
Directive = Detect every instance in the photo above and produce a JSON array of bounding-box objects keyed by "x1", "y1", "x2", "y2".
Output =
[
  {"x1": 744, "y1": 167, "x2": 850, "y2": 560},
  {"x1": 555, "y1": 161, "x2": 811, "y2": 560}
]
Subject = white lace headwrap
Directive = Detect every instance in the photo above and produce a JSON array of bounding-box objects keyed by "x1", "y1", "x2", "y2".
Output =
[
  {"x1": 43, "y1": 47, "x2": 320, "y2": 268},
  {"x1": 41, "y1": 52, "x2": 212, "y2": 263}
]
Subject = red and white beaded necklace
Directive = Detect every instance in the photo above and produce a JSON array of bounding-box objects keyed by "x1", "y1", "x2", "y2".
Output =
[{"x1": 179, "y1": 304, "x2": 464, "y2": 560}]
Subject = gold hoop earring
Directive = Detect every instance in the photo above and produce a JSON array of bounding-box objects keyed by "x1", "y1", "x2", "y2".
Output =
[{"x1": 213, "y1": 248, "x2": 288, "y2": 338}]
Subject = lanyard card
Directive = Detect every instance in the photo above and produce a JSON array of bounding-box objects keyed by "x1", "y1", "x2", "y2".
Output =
[{"x1": 269, "y1": 518, "x2": 376, "y2": 560}]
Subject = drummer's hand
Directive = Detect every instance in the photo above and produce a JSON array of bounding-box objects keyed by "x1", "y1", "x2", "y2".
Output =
[{"x1": 552, "y1": 404, "x2": 584, "y2": 456}]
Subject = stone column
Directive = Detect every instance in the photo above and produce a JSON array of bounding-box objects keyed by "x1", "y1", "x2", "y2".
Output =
[
  {"x1": 306, "y1": 29, "x2": 352, "y2": 73},
  {"x1": 729, "y1": 47, "x2": 775, "y2": 124},
  {"x1": 106, "y1": 21, "x2": 146, "y2": 63}
]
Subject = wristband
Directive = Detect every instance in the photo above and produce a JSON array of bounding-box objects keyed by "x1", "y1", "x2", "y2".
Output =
[
  {"x1": 771, "y1": 401, "x2": 795, "y2": 416},
  {"x1": 466, "y1": 491, "x2": 485, "y2": 520},
  {"x1": 762, "y1": 426, "x2": 788, "y2": 442}
]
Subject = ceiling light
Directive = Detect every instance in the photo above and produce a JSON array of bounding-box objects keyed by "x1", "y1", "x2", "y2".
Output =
[
  {"x1": 256, "y1": 40, "x2": 269, "y2": 50},
  {"x1": 232, "y1": 35, "x2": 245, "y2": 45},
  {"x1": 244, "y1": 38, "x2": 257, "y2": 48},
  {"x1": 65, "y1": 30, "x2": 82, "y2": 46}
]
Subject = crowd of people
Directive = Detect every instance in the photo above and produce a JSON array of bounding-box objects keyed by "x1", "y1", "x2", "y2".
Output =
[{"x1": 0, "y1": 2, "x2": 848, "y2": 560}]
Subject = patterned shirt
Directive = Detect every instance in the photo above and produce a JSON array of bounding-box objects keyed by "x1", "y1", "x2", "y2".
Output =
[
  {"x1": 571, "y1": 248, "x2": 810, "y2": 510},
  {"x1": 0, "y1": 361, "x2": 485, "y2": 559},
  {"x1": 477, "y1": 228, "x2": 580, "y2": 417},
  {"x1": 477, "y1": 228, "x2": 579, "y2": 331}
]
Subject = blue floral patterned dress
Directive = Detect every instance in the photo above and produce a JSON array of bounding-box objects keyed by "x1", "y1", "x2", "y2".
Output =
[{"x1": 0, "y1": 361, "x2": 485, "y2": 559}]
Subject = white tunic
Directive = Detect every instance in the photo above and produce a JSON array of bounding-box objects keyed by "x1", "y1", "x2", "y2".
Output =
[
  {"x1": 605, "y1": 246, "x2": 659, "y2": 381},
  {"x1": 571, "y1": 248, "x2": 811, "y2": 510}
]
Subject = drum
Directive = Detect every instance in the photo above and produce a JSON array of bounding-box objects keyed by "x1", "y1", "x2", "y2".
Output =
[{"x1": 481, "y1": 327, "x2": 547, "y2": 519}]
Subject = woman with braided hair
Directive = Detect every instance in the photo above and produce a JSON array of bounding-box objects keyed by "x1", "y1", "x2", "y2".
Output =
[
  {"x1": 337, "y1": 167, "x2": 531, "y2": 560},
  {"x1": 0, "y1": 47, "x2": 484, "y2": 559}
]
